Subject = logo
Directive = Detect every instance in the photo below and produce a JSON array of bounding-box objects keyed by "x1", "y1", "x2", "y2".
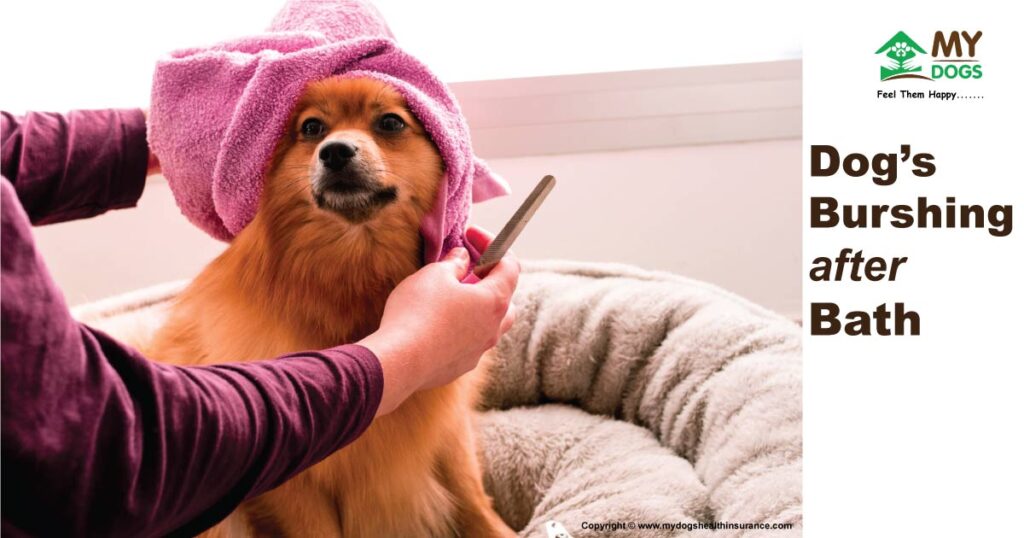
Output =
[
  {"x1": 876, "y1": 31, "x2": 928, "y2": 81},
  {"x1": 876, "y1": 31, "x2": 983, "y2": 82}
]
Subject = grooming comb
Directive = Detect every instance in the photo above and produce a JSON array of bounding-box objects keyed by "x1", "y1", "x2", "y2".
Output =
[{"x1": 472, "y1": 175, "x2": 556, "y2": 278}]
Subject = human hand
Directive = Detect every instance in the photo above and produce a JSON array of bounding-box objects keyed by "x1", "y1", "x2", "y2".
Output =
[
  {"x1": 141, "y1": 108, "x2": 161, "y2": 176},
  {"x1": 359, "y1": 227, "x2": 519, "y2": 416},
  {"x1": 901, "y1": 52, "x2": 926, "y2": 72},
  {"x1": 147, "y1": 151, "x2": 161, "y2": 176}
]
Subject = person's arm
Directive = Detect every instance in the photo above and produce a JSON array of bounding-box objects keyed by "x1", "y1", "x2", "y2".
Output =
[
  {"x1": 0, "y1": 175, "x2": 381, "y2": 537},
  {"x1": 0, "y1": 109, "x2": 149, "y2": 224}
]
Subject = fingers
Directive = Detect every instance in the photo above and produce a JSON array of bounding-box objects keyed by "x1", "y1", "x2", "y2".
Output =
[
  {"x1": 147, "y1": 151, "x2": 161, "y2": 176},
  {"x1": 441, "y1": 247, "x2": 470, "y2": 280},
  {"x1": 478, "y1": 252, "x2": 520, "y2": 302},
  {"x1": 498, "y1": 302, "x2": 516, "y2": 335},
  {"x1": 465, "y1": 225, "x2": 494, "y2": 252}
]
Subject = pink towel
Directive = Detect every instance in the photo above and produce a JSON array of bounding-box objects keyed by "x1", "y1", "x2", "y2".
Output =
[{"x1": 148, "y1": 0, "x2": 509, "y2": 263}]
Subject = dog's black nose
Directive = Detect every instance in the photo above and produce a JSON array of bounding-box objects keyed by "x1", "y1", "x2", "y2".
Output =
[{"x1": 319, "y1": 141, "x2": 358, "y2": 171}]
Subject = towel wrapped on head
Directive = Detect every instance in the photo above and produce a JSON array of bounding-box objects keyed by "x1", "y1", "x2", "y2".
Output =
[{"x1": 148, "y1": 0, "x2": 509, "y2": 263}]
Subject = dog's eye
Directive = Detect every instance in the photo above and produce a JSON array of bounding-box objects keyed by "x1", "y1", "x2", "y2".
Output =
[
  {"x1": 376, "y1": 113, "x2": 406, "y2": 134},
  {"x1": 301, "y1": 118, "x2": 326, "y2": 139}
]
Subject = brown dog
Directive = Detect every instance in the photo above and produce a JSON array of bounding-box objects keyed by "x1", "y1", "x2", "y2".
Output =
[{"x1": 146, "y1": 77, "x2": 515, "y2": 537}]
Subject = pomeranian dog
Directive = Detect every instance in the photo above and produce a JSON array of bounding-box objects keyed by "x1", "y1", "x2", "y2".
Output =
[{"x1": 146, "y1": 77, "x2": 515, "y2": 537}]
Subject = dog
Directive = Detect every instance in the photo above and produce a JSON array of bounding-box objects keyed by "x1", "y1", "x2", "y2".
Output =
[{"x1": 146, "y1": 76, "x2": 515, "y2": 537}]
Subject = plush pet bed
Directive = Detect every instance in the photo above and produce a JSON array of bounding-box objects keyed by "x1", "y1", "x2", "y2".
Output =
[{"x1": 72, "y1": 261, "x2": 802, "y2": 537}]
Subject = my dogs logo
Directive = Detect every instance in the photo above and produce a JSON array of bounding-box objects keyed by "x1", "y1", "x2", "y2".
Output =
[
  {"x1": 877, "y1": 31, "x2": 928, "y2": 81},
  {"x1": 876, "y1": 30, "x2": 983, "y2": 81}
]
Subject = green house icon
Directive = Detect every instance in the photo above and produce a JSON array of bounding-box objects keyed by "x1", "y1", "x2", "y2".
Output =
[{"x1": 876, "y1": 31, "x2": 928, "y2": 81}]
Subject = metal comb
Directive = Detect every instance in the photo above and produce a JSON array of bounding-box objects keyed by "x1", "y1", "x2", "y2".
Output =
[{"x1": 473, "y1": 175, "x2": 556, "y2": 277}]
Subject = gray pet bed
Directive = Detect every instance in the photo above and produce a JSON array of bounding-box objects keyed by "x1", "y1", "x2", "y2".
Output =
[{"x1": 73, "y1": 261, "x2": 802, "y2": 538}]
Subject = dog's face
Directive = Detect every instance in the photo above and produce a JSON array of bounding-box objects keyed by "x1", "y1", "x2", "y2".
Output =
[{"x1": 263, "y1": 77, "x2": 443, "y2": 241}]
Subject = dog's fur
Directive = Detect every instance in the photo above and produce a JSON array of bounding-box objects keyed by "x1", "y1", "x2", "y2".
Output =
[{"x1": 146, "y1": 77, "x2": 514, "y2": 537}]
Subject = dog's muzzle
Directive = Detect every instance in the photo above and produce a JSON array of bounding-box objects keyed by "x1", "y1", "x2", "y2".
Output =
[{"x1": 311, "y1": 140, "x2": 397, "y2": 222}]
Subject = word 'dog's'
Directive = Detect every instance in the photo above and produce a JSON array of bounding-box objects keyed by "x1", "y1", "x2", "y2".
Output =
[{"x1": 810, "y1": 145, "x2": 934, "y2": 186}]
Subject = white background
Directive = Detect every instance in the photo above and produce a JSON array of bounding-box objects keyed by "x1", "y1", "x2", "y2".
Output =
[{"x1": 804, "y1": 1, "x2": 1023, "y2": 536}]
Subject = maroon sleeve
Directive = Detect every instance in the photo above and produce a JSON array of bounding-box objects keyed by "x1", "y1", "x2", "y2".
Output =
[
  {"x1": 1, "y1": 169, "x2": 383, "y2": 535},
  {"x1": 1, "y1": 109, "x2": 149, "y2": 224}
]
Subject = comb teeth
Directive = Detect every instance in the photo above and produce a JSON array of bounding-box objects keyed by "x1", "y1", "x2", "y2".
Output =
[
  {"x1": 477, "y1": 237, "x2": 508, "y2": 268},
  {"x1": 474, "y1": 175, "x2": 556, "y2": 276}
]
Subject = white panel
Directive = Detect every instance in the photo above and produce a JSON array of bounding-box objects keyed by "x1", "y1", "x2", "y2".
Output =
[{"x1": 452, "y1": 61, "x2": 802, "y2": 157}]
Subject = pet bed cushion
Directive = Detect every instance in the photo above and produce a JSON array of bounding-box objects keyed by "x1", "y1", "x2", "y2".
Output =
[{"x1": 72, "y1": 261, "x2": 802, "y2": 537}]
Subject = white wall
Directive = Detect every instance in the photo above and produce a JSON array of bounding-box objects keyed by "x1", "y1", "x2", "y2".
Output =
[
  {"x1": 32, "y1": 139, "x2": 801, "y2": 317},
  {"x1": 476, "y1": 141, "x2": 802, "y2": 317},
  {"x1": 30, "y1": 179, "x2": 225, "y2": 306},
  {"x1": 0, "y1": 1, "x2": 799, "y2": 112}
]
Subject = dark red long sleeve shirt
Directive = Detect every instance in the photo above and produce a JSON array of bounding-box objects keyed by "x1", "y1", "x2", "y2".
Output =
[{"x1": 1, "y1": 109, "x2": 384, "y2": 537}]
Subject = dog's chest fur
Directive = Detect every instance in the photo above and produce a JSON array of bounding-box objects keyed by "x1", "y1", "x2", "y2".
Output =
[{"x1": 146, "y1": 220, "x2": 476, "y2": 537}]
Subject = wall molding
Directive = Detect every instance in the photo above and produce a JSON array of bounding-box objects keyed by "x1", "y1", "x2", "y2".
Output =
[{"x1": 450, "y1": 60, "x2": 802, "y2": 158}]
